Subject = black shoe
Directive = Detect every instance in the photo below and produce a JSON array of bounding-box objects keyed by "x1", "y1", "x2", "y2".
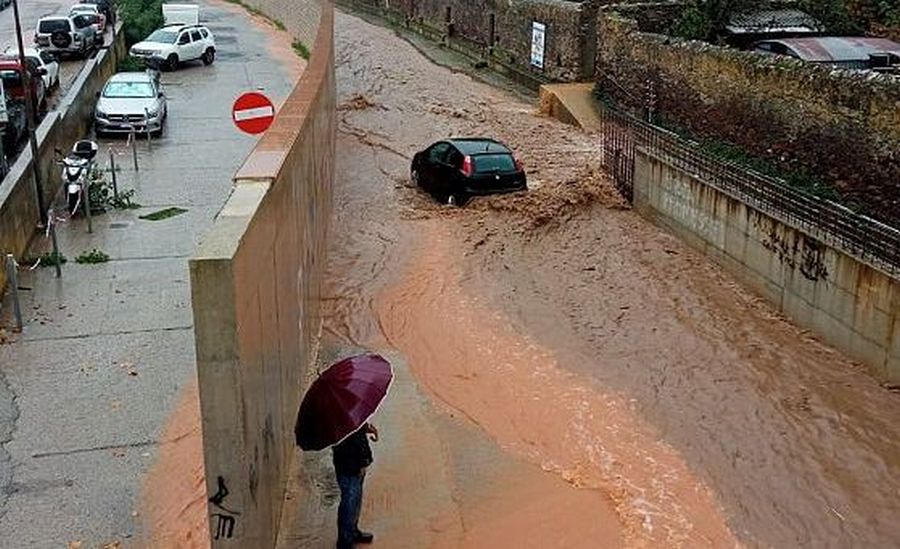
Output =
[{"x1": 354, "y1": 530, "x2": 374, "y2": 544}]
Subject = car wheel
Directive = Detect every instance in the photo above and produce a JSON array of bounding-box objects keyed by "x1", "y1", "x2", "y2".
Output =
[
  {"x1": 202, "y1": 48, "x2": 215, "y2": 65},
  {"x1": 166, "y1": 54, "x2": 179, "y2": 71},
  {"x1": 447, "y1": 192, "x2": 468, "y2": 207}
]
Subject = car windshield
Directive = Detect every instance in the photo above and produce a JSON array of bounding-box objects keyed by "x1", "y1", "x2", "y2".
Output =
[
  {"x1": 473, "y1": 153, "x2": 516, "y2": 172},
  {"x1": 38, "y1": 19, "x2": 70, "y2": 33},
  {"x1": 103, "y1": 81, "x2": 154, "y2": 98},
  {"x1": 146, "y1": 29, "x2": 178, "y2": 44}
]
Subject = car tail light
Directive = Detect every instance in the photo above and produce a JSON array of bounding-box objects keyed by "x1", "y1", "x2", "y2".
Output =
[
  {"x1": 461, "y1": 155, "x2": 473, "y2": 177},
  {"x1": 514, "y1": 156, "x2": 524, "y2": 172}
]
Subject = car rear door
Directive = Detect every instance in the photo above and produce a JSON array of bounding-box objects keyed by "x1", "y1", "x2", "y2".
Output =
[
  {"x1": 421, "y1": 142, "x2": 450, "y2": 189},
  {"x1": 189, "y1": 29, "x2": 204, "y2": 59}
]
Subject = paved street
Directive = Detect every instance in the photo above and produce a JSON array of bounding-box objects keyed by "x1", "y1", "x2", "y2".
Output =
[{"x1": 0, "y1": 1, "x2": 298, "y2": 545}]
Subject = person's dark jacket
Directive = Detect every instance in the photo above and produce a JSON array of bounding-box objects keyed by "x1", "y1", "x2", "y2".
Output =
[{"x1": 332, "y1": 428, "x2": 373, "y2": 476}]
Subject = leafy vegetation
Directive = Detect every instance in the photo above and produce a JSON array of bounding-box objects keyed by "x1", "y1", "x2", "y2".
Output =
[
  {"x1": 23, "y1": 252, "x2": 67, "y2": 268},
  {"x1": 88, "y1": 169, "x2": 141, "y2": 213},
  {"x1": 139, "y1": 207, "x2": 188, "y2": 221},
  {"x1": 292, "y1": 40, "x2": 311, "y2": 60},
  {"x1": 117, "y1": 0, "x2": 165, "y2": 47},
  {"x1": 75, "y1": 249, "x2": 110, "y2": 264},
  {"x1": 671, "y1": 0, "x2": 899, "y2": 40}
]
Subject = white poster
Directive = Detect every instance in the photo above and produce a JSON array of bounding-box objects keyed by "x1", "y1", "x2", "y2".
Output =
[{"x1": 531, "y1": 21, "x2": 546, "y2": 69}]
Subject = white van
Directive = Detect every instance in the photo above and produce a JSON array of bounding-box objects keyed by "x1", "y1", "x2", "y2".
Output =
[{"x1": 162, "y1": 4, "x2": 200, "y2": 26}]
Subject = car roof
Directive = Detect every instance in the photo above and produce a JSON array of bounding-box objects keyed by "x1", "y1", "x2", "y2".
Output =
[
  {"x1": 161, "y1": 23, "x2": 207, "y2": 31},
  {"x1": 447, "y1": 138, "x2": 511, "y2": 155},
  {"x1": 108, "y1": 72, "x2": 155, "y2": 83}
]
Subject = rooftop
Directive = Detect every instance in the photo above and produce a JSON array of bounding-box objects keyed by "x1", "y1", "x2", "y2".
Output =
[
  {"x1": 727, "y1": 9, "x2": 822, "y2": 35},
  {"x1": 754, "y1": 37, "x2": 900, "y2": 62}
]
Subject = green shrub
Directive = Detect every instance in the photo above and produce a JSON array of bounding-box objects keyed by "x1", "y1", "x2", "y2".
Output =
[{"x1": 118, "y1": 0, "x2": 165, "y2": 47}]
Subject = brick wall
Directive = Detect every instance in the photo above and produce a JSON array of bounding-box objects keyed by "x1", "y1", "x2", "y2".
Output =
[{"x1": 596, "y1": 14, "x2": 900, "y2": 226}]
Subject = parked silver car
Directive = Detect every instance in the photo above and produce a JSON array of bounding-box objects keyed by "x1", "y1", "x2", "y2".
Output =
[{"x1": 94, "y1": 72, "x2": 167, "y2": 136}]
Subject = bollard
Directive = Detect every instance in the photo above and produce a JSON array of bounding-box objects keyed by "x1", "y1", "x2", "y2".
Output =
[
  {"x1": 145, "y1": 109, "x2": 152, "y2": 152},
  {"x1": 48, "y1": 209, "x2": 61, "y2": 279},
  {"x1": 84, "y1": 176, "x2": 93, "y2": 234},
  {"x1": 4, "y1": 254, "x2": 23, "y2": 332},
  {"x1": 109, "y1": 147, "x2": 118, "y2": 200},
  {"x1": 130, "y1": 128, "x2": 139, "y2": 171}
]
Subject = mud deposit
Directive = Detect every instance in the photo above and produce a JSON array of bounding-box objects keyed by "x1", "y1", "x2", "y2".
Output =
[{"x1": 327, "y1": 10, "x2": 900, "y2": 548}]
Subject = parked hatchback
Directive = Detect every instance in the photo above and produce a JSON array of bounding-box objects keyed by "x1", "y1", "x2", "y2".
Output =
[
  {"x1": 411, "y1": 138, "x2": 527, "y2": 205},
  {"x1": 94, "y1": 72, "x2": 167, "y2": 136},
  {"x1": 34, "y1": 15, "x2": 96, "y2": 58}
]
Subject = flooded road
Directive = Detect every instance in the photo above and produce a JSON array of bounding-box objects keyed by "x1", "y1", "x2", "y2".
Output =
[{"x1": 328, "y1": 10, "x2": 900, "y2": 548}]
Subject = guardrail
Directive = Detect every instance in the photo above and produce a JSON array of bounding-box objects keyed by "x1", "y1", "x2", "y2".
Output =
[{"x1": 600, "y1": 102, "x2": 900, "y2": 277}]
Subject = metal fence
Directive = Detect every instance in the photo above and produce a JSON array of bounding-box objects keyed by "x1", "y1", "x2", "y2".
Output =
[{"x1": 599, "y1": 103, "x2": 900, "y2": 277}]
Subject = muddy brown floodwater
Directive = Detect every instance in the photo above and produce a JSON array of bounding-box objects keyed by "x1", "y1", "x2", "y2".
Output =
[{"x1": 325, "y1": 11, "x2": 900, "y2": 548}]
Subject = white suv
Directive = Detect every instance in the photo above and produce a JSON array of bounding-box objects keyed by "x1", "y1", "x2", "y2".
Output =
[{"x1": 129, "y1": 24, "x2": 216, "y2": 71}]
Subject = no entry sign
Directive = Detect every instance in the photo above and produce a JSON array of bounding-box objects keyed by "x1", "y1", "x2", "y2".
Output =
[{"x1": 232, "y1": 92, "x2": 275, "y2": 134}]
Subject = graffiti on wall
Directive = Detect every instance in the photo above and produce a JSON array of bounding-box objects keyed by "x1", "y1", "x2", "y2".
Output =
[{"x1": 209, "y1": 476, "x2": 241, "y2": 540}]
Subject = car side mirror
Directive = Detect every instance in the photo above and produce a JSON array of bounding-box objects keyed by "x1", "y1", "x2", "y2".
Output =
[
  {"x1": 95, "y1": 91, "x2": 101, "y2": 98},
  {"x1": 157, "y1": 91, "x2": 164, "y2": 98}
]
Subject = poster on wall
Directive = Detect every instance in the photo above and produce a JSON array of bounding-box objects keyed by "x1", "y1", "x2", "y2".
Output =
[{"x1": 531, "y1": 21, "x2": 546, "y2": 69}]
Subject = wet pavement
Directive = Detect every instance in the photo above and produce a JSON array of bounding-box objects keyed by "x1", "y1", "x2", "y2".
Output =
[
  {"x1": 0, "y1": 1, "x2": 299, "y2": 545},
  {"x1": 296, "y1": 10, "x2": 900, "y2": 548}
]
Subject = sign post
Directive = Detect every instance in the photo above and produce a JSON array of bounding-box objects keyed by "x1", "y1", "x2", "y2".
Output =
[
  {"x1": 232, "y1": 92, "x2": 275, "y2": 135},
  {"x1": 531, "y1": 21, "x2": 546, "y2": 69}
]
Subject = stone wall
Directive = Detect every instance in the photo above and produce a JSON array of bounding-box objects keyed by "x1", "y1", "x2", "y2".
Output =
[
  {"x1": 0, "y1": 23, "x2": 127, "y2": 294},
  {"x1": 634, "y1": 148, "x2": 900, "y2": 383},
  {"x1": 344, "y1": 0, "x2": 598, "y2": 84},
  {"x1": 189, "y1": 2, "x2": 335, "y2": 547},
  {"x1": 595, "y1": 14, "x2": 900, "y2": 227}
]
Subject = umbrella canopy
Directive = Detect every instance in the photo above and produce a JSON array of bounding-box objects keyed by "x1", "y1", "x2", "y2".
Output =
[{"x1": 295, "y1": 353, "x2": 393, "y2": 451}]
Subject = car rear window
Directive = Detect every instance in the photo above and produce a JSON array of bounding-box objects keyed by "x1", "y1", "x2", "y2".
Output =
[
  {"x1": 39, "y1": 19, "x2": 71, "y2": 33},
  {"x1": 473, "y1": 154, "x2": 516, "y2": 173}
]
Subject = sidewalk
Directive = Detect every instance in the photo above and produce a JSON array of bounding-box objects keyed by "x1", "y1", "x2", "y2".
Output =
[{"x1": 0, "y1": 2, "x2": 299, "y2": 545}]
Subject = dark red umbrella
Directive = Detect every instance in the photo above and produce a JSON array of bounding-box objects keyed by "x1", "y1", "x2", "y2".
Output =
[{"x1": 295, "y1": 353, "x2": 393, "y2": 451}]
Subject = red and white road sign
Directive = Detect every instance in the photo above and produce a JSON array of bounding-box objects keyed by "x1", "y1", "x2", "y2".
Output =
[{"x1": 232, "y1": 92, "x2": 275, "y2": 134}]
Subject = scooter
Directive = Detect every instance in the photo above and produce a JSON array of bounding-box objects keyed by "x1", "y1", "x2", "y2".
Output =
[{"x1": 57, "y1": 140, "x2": 98, "y2": 215}]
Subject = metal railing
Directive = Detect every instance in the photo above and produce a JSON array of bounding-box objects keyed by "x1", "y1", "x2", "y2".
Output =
[{"x1": 599, "y1": 102, "x2": 900, "y2": 276}]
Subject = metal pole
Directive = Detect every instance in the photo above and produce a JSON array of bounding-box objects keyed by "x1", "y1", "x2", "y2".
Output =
[
  {"x1": 84, "y1": 172, "x2": 92, "y2": 234},
  {"x1": 5, "y1": 254, "x2": 22, "y2": 332},
  {"x1": 48, "y1": 208, "x2": 61, "y2": 278},
  {"x1": 0, "y1": 128, "x2": 7, "y2": 176},
  {"x1": 145, "y1": 109, "x2": 152, "y2": 152},
  {"x1": 12, "y1": 0, "x2": 47, "y2": 227},
  {"x1": 109, "y1": 147, "x2": 118, "y2": 200},
  {"x1": 130, "y1": 128, "x2": 138, "y2": 171}
]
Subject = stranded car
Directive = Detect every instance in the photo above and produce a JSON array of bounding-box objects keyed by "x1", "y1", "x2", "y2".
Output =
[
  {"x1": 94, "y1": 72, "x2": 167, "y2": 137},
  {"x1": 2, "y1": 47, "x2": 59, "y2": 90},
  {"x1": 34, "y1": 15, "x2": 97, "y2": 58},
  {"x1": 129, "y1": 23, "x2": 216, "y2": 70},
  {"x1": 411, "y1": 138, "x2": 527, "y2": 205}
]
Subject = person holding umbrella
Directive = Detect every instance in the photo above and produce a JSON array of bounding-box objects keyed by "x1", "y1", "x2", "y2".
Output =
[
  {"x1": 332, "y1": 422, "x2": 378, "y2": 547},
  {"x1": 296, "y1": 353, "x2": 393, "y2": 548}
]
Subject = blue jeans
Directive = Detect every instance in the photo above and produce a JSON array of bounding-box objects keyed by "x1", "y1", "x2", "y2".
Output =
[{"x1": 336, "y1": 471, "x2": 365, "y2": 548}]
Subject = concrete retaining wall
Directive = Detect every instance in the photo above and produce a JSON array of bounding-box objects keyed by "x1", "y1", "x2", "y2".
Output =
[
  {"x1": 634, "y1": 149, "x2": 900, "y2": 383},
  {"x1": 0, "y1": 24, "x2": 127, "y2": 292},
  {"x1": 189, "y1": 2, "x2": 335, "y2": 547}
]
